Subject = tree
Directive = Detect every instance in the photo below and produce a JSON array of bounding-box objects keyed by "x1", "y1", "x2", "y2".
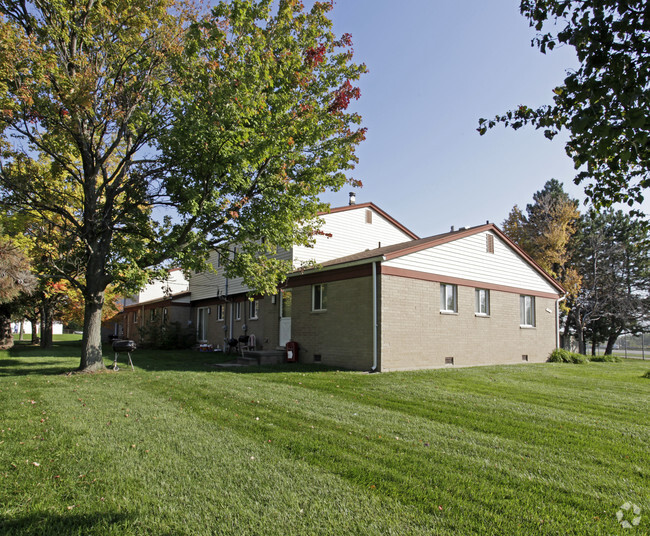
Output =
[
  {"x1": 502, "y1": 179, "x2": 581, "y2": 283},
  {"x1": 0, "y1": 0, "x2": 366, "y2": 371},
  {"x1": 479, "y1": 0, "x2": 650, "y2": 210},
  {"x1": 0, "y1": 233, "x2": 35, "y2": 349},
  {"x1": 576, "y1": 210, "x2": 650, "y2": 354}
]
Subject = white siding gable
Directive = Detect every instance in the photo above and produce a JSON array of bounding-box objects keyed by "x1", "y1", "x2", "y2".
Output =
[
  {"x1": 126, "y1": 270, "x2": 189, "y2": 305},
  {"x1": 293, "y1": 206, "x2": 414, "y2": 266},
  {"x1": 189, "y1": 250, "x2": 249, "y2": 301},
  {"x1": 383, "y1": 231, "x2": 559, "y2": 295}
]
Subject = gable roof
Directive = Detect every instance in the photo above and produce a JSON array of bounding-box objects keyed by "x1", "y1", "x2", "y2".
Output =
[
  {"x1": 294, "y1": 223, "x2": 565, "y2": 294},
  {"x1": 321, "y1": 202, "x2": 420, "y2": 240}
]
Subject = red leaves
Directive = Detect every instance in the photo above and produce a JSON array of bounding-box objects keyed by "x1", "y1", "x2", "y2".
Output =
[
  {"x1": 328, "y1": 80, "x2": 361, "y2": 113},
  {"x1": 305, "y1": 44, "x2": 326, "y2": 67}
]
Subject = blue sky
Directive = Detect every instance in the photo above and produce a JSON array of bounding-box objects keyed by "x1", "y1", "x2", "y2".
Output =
[{"x1": 318, "y1": 1, "x2": 644, "y2": 238}]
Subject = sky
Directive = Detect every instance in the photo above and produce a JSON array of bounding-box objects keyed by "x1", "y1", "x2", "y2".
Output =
[{"x1": 317, "y1": 0, "x2": 649, "y2": 238}]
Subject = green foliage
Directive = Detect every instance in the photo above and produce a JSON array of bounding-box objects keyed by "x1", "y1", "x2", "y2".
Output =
[
  {"x1": 137, "y1": 320, "x2": 195, "y2": 350},
  {"x1": 548, "y1": 348, "x2": 588, "y2": 363},
  {"x1": 590, "y1": 354, "x2": 622, "y2": 363},
  {"x1": 548, "y1": 348, "x2": 622, "y2": 363},
  {"x1": 642, "y1": 370, "x2": 650, "y2": 379},
  {"x1": 480, "y1": 1, "x2": 650, "y2": 209},
  {"x1": 0, "y1": 0, "x2": 366, "y2": 368}
]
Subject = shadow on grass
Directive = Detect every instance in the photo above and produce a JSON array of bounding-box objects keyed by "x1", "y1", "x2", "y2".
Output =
[
  {"x1": 2, "y1": 340, "x2": 347, "y2": 376},
  {"x1": 0, "y1": 512, "x2": 133, "y2": 536}
]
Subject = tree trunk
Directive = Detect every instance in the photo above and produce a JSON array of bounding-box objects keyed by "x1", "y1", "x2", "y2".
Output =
[
  {"x1": 562, "y1": 317, "x2": 571, "y2": 350},
  {"x1": 31, "y1": 319, "x2": 40, "y2": 345},
  {"x1": 40, "y1": 302, "x2": 53, "y2": 348},
  {"x1": 79, "y1": 288, "x2": 106, "y2": 371},
  {"x1": 18, "y1": 321, "x2": 24, "y2": 341},
  {"x1": 0, "y1": 307, "x2": 13, "y2": 350},
  {"x1": 576, "y1": 324, "x2": 586, "y2": 355},
  {"x1": 604, "y1": 332, "x2": 619, "y2": 355}
]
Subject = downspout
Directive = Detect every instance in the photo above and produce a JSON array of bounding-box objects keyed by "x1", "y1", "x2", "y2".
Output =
[
  {"x1": 371, "y1": 261, "x2": 378, "y2": 372},
  {"x1": 556, "y1": 294, "x2": 566, "y2": 349}
]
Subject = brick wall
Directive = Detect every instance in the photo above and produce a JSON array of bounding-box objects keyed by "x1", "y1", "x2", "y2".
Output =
[
  {"x1": 380, "y1": 275, "x2": 557, "y2": 371},
  {"x1": 291, "y1": 276, "x2": 375, "y2": 370}
]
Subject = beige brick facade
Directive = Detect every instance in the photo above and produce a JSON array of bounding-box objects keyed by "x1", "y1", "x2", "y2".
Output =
[
  {"x1": 290, "y1": 276, "x2": 375, "y2": 370},
  {"x1": 190, "y1": 295, "x2": 280, "y2": 351},
  {"x1": 379, "y1": 275, "x2": 557, "y2": 371}
]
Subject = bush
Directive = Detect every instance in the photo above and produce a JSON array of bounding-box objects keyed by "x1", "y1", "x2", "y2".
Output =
[
  {"x1": 548, "y1": 349, "x2": 622, "y2": 364},
  {"x1": 590, "y1": 355, "x2": 622, "y2": 363},
  {"x1": 548, "y1": 348, "x2": 588, "y2": 364},
  {"x1": 642, "y1": 371, "x2": 650, "y2": 379}
]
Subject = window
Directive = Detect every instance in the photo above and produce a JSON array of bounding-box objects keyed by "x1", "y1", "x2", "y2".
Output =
[
  {"x1": 150, "y1": 309, "x2": 156, "y2": 322},
  {"x1": 235, "y1": 302, "x2": 241, "y2": 320},
  {"x1": 520, "y1": 295, "x2": 535, "y2": 327},
  {"x1": 249, "y1": 300, "x2": 259, "y2": 319},
  {"x1": 163, "y1": 308, "x2": 168, "y2": 323},
  {"x1": 281, "y1": 289, "x2": 292, "y2": 318},
  {"x1": 475, "y1": 289, "x2": 490, "y2": 315},
  {"x1": 445, "y1": 357, "x2": 454, "y2": 365},
  {"x1": 440, "y1": 284, "x2": 457, "y2": 313},
  {"x1": 312, "y1": 284, "x2": 327, "y2": 311},
  {"x1": 486, "y1": 234, "x2": 495, "y2": 254},
  {"x1": 216, "y1": 304, "x2": 225, "y2": 322},
  {"x1": 133, "y1": 311, "x2": 139, "y2": 323}
]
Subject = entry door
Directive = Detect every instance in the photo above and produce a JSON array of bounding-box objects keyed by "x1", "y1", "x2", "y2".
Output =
[{"x1": 279, "y1": 289, "x2": 292, "y2": 346}]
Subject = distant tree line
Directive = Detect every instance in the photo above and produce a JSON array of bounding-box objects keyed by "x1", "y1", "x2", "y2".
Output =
[{"x1": 503, "y1": 179, "x2": 650, "y2": 355}]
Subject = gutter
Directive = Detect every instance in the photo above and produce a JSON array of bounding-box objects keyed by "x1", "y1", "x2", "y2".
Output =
[
  {"x1": 371, "y1": 261, "x2": 379, "y2": 372},
  {"x1": 289, "y1": 255, "x2": 387, "y2": 278},
  {"x1": 556, "y1": 294, "x2": 567, "y2": 349}
]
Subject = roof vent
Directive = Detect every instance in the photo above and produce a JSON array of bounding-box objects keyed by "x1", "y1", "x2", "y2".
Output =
[
  {"x1": 459, "y1": 226, "x2": 468, "y2": 231},
  {"x1": 450, "y1": 225, "x2": 455, "y2": 232},
  {"x1": 349, "y1": 192, "x2": 356, "y2": 206}
]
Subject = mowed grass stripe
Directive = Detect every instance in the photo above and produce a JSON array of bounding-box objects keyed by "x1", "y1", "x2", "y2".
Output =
[{"x1": 1, "y1": 344, "x2": 648, "y2": 535}]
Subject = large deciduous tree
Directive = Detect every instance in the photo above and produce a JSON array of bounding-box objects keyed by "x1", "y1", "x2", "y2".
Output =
[
  {"x1": 0, "y1": 0, "x2": 366, "y2": 371},
  {"x1": 0, "y1": 233, "x2": 35, "y2": 349},
  {"x1": 479, "y1": 0, "x2": 650, "y2": 209}
]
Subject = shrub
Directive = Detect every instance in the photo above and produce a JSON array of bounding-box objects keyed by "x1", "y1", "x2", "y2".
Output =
[
  {"x1": 590, "y1": 355, "x2": 622, "y2": 363},
  {"x1": 642, "y1": 371, "x2": 650, "y2": 379},
  {"x1": 548, "y1": 348, "x2": 588, "y2": 364},
  {"x1": 549, "y1": 349, "x2": 622, "y2": 364}
]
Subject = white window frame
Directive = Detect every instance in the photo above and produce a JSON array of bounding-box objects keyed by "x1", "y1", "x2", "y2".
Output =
[
  {"x1": 312, "y1": 284, "x2": 327, "y2": 312},
  {"x1": 520, "y1": 295, "x2": 535, "y2": 327},
  {"x1": 249, "y1": 299, "x2": 259, "y2": 320},
  {"x1": 133, "y1": 311, "x2": 139, "y2": 324},
  {"x1": 234, "y1": 302, "x2": 241, "y2": 321},
  {"x1": 475, "y1": 289, "x2": 490, "y2": 316},
  {"x1": 216, "y1": 304, "x2": 225, "y2": 322},
  {"x1": 440, "y1": 283, "x2": 457, "y2": 313}
]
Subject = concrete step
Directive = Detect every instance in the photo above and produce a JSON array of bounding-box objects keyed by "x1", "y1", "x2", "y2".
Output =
[{"x1": 239, "y1": 350, "x2": 286, "y2": 365}]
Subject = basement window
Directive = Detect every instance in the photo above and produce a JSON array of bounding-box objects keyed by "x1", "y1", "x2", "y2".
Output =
[
  {"x1": 445, "y1": 356, "x2": 454, "y2": 366},
  {"x1": 314, "y1": 354, "x2": 322, "y2": 363},
  {"x1": 522, "y1": 354, "x2": 529, "y2": 362}
]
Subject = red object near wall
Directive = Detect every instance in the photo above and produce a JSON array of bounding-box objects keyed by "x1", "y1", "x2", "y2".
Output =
[{"x1": 286, "y1": 341, "x2": 299, "y2": 362}]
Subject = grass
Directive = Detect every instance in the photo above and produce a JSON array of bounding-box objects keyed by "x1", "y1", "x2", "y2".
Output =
[{"x1": 1, "y1": 342, "x2": 648, "y2": 535}]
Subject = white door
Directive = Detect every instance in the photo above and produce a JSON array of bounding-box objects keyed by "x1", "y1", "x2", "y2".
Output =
[{"x1": 279, "y1": 289, "x2": 292, "y2": 346}]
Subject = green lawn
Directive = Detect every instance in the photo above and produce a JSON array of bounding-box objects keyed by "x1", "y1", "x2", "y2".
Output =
[{"x1": 1, "y1": 342, "x2": 648, "y2": 535}]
